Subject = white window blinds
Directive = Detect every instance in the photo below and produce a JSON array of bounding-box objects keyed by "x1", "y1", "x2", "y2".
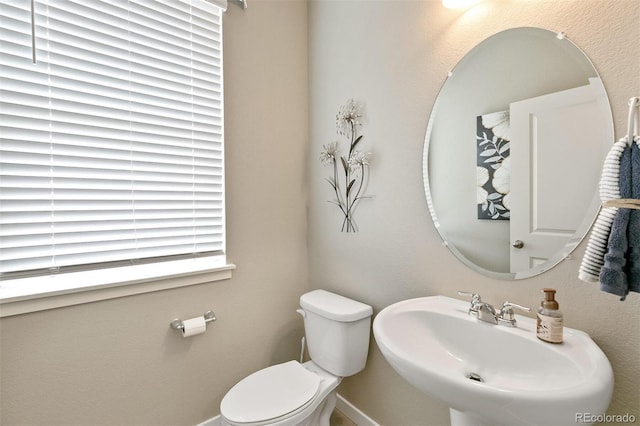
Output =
[{"x1": 0, "y1": 0, "x2": 225, "y2": 278}]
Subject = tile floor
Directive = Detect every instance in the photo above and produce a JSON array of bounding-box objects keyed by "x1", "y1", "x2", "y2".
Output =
[{"x1": 330, "y1": 409, "x2": 357, "y2": 426}]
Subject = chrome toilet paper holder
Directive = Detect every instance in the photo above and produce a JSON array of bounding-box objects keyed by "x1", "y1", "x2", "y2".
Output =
[{"x1": 170, "y1": 310, "x2": 217, "y2": 332}]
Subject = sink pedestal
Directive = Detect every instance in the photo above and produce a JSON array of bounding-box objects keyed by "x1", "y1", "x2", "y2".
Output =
[{"x1": 450, "y1": 409, "x2": 493, "y2": 426}]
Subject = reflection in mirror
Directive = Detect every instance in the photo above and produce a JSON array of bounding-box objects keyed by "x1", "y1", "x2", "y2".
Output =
[{"x1": 424, "y1": 27, "x2": 614, "y2": 280}]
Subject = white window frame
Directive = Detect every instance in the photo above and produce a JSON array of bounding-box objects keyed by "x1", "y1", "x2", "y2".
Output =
[
  {"x1": 0, "y1": 0, "x2": 234, "y2": 317},
  {"x1": 0, "y1": 259, "x2": 235, "y2": 317}
]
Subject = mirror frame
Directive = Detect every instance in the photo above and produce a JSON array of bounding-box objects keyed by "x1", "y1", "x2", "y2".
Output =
[{"x1": 422, "y1": 27, "x2": 613, "y2": 280}]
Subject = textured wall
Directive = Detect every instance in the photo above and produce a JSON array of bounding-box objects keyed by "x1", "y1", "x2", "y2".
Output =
[
  {"x1": 308, "y1": 0, "x2": 640, "y2": 425},
  {"x1": 2, "y1": 1, "x2": 638, "y2": 425},
  {"x1": 0, "y1": 1, "x2": 309, "y2": 424}
]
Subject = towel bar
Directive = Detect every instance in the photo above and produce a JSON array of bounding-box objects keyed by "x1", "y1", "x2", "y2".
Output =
[{"x1": 626, "y1": 97, "x2": 639, "y2": 145}]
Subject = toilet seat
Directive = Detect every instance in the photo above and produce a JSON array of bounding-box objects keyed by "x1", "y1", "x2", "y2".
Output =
[{"x1": 220, "y1": 361, "x2": 322, "y2": 425}]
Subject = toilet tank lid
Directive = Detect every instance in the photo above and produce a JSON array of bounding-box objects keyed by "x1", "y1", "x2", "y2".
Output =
[{"x1": 300, "y1": 290, "x2": 373, "y2": 322}]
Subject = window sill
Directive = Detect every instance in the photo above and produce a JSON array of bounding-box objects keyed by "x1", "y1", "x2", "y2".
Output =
[{"x1": 0, "y1": 257, "x2": 236, "y2": 317}]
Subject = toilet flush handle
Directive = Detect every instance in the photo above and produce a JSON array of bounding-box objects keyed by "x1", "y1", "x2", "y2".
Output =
[{"x1": 296, "y1": 308, "x2": 306, "y2": 318}]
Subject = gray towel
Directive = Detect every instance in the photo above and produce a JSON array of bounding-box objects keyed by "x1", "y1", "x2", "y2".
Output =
[
  {"x1": 600, "y1": 145, "x2": 631, "y2": 299},
  {"x1": 628, "y1": 141, "x2": 640, "y2": 293}
]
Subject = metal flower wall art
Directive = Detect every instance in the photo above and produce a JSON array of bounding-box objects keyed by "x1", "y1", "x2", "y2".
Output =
[{"x1": 320, "y1": 99, "x2": 372, "y2": 232}]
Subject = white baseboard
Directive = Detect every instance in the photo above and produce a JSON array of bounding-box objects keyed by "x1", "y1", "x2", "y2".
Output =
[
  {"x1": 336, "y1": 393, "x2": 380, "y2": 426},
  {"x1": 195, "y1": 394, "x2": 378, "y2": 426}
]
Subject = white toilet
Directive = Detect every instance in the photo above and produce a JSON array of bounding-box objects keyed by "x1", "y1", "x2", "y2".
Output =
[{"x1": 220, "y1": 289, "x2": 373, "y2": 426}]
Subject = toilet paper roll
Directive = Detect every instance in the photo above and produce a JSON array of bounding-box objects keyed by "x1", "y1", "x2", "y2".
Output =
[{"x1": 181, "y1": 316, "x2": 207, "y2": 338}]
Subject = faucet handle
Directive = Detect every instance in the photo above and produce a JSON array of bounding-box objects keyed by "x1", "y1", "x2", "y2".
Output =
[
  {"x1": 501, "y1": 301, "x2": 531, "y2": 312},
  {"x1": 498, "y1": 301, "x2": 531, "y2": 327},
  {"x1": 458, "y1": 291, "x2": 482, "y2": 316}
]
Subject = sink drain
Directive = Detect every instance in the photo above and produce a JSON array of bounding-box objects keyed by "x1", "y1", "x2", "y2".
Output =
[{"x1": 466, "y1": 372, "x2": 484, "y2": 383}]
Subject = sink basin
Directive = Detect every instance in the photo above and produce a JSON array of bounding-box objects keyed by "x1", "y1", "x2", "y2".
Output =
[{"x1": 373, "y1": 296, "x2": 613, "y2": 426}]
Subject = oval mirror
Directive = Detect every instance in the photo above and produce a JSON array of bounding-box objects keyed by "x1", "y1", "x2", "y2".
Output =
[{"x1": 423, "y1": 27, "x2": 614, "y2": 280}]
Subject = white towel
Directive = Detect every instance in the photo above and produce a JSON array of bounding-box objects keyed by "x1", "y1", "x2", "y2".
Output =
[{"x1": 578, "y1": 138, "x2": 628, "y2": 282}]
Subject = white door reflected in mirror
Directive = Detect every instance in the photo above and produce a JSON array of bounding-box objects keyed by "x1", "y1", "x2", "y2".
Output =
[{"x1": 509, "y1": 78, "x2": 613, "y2": 272}]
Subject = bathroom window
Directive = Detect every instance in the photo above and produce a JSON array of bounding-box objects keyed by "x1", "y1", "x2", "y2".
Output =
[{"x1": 0, "y1": 0, "x2": 230, "y2": 305}]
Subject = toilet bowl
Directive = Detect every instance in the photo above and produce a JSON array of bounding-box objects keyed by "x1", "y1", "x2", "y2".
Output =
[
  {"x1": 220, "y1": 290, "x2": 373, "y2": 426},
  {"x1": 220, "y1": 361, "x2": 340, "y2": 426}
]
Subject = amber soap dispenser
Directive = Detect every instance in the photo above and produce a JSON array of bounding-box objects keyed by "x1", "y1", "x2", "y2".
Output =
[{"x1": 536, "y1": 288, "x2": 563, "y2": 343}]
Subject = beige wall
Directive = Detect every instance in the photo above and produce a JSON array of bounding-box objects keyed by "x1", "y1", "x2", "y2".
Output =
[
  {"x1": 0, "y1": 1, "x2": 309, "y2": 424},
  {"x1": 308, "y1": 0, "x2": 640, "y2": 425},
  {"x1": 2, "y1": 1, "x2": 639, "y2": 425}
]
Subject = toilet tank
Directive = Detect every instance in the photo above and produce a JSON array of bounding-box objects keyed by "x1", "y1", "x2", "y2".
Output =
[{"x1": 299, "y1": 290, "x2": 373, "y2": 377}]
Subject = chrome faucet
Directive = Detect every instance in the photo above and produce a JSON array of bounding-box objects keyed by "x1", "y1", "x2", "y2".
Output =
[{"x1": 458, "y1": 291, "x2": 531, "y2": 327}]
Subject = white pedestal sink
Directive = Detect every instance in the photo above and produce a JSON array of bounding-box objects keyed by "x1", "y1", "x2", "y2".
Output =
[{"x1": 373, "y1": 296, "x2": 613, "y2": 426}]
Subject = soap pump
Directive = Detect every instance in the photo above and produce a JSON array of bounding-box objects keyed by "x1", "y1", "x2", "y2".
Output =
[{"x1": 536, "y1": 288, "x2": 563, "y2": 343}]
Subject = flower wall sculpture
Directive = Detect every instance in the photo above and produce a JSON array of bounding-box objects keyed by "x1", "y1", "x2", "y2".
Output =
[{"x1": 320, "y1": 99, "x2": 372, "y2": 232}]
